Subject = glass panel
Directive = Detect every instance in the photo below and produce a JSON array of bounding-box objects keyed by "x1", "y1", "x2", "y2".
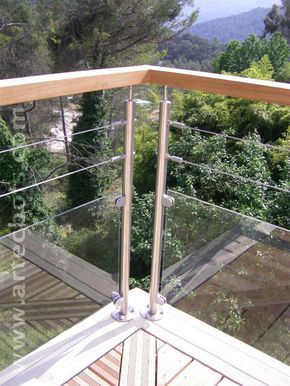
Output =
[
  {"x1": 162, "y1": 189, "x2": 290, "y2": 365},
  {"x1": 0, "y1": 195, "x2": 120, "y2": 370},
  {"x1": 0, "y1": 94, "x2": 124, "y2": 235}
]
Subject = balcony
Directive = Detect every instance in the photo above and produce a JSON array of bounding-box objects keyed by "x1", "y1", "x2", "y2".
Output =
[{"x1": 0, "y1": 66, "x2": 290, "y2": 385}]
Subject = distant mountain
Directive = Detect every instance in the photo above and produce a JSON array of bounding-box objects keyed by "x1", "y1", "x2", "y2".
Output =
[
  {"x1": 184, "y1": 1, "x2": 279, "y2": 23},
  {"x1": 187, "y1": 8, "x2": 270, "y2": 43}
]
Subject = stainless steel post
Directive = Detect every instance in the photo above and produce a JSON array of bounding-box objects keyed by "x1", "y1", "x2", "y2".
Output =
[
  {"x1": 112, "y1": 86, "x2": 135, "y2": 321},
  {"x1": 141, "y1": 86, "x2": 171, "y2": 320}
]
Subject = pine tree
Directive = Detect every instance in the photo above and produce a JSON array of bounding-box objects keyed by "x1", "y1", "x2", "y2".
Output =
[
  {"x1": 0, "y1": 118, "x2": 52, "y2": 230},
  {"x1": 264, "y1": 0, "x2": 290, "y2": 44},
  {"x1": 67, "y1": 91, "x2": 114, "y2": 207}
]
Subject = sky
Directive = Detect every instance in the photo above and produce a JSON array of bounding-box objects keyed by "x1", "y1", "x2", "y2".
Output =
[{"x1": 185, "y1": 0, "x2": 281, "y2": 23}]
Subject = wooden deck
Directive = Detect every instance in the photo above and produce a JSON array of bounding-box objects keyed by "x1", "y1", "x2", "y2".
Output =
[
  {"x1": 164, "y1": 226, "x2": 290, "y2": 365},
  {"x1": 0, "y1": 231, "x2": 117, "y2": 370},
  {"x1": 65, "y1": 330, "x2": 235, "y2": 386},
  {"x1": 1, "y1": 289, "x2": 290, "y2": 386}
]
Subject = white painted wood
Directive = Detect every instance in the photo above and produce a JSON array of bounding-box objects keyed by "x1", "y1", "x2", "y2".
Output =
[
  {"x1": 156, "y1": 339, "x2": 165, "y2": 351},
  {"x1": 0, "y1": 289, "x2": 144, "y2": 386},
  {"x1": 218, "y1": 378, "x2": 239, "y2": 386},
  {"x1": 2, "y1": 288, "x2": 290, "y2": 386},
  {"x1": 169, "y1": 360, "x2": 222, "y2": 386},
  {"x1": 146, "y1": 299, "x2": 290, "y2": 386},
  {"x1": 157, "y1": 343, "x2": 192, "y2": 385},
  {"x1": 120, "y1": 329, "x2": 155, "y2": 386}
]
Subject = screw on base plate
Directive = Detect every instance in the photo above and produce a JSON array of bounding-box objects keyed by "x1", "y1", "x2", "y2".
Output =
[
  {"x1": 111, "y1": 306, "x2": 136, "y2": 322},
  {"x1": 140, "y1": 307, "x2": 164, "y2": 321}
]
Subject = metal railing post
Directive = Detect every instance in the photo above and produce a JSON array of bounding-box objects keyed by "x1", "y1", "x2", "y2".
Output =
[
  {"x1": 112, "y1": 86, "x2": 135, "y2": 321},
  {"x1": 141, "y1": 86, "x2": 173, "y2": 320}
]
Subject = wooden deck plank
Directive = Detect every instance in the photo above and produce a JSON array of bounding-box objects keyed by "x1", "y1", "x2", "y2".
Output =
[
  {"x1": 254, "y1": 305, "x2": 290, "y2": 363},
  {"x1": 78, "y1": 371, "x2": 103, "y2": 385},
  {"x1": 169, "y1": 360, "x2": 222, "y2": 386},
  {"x1": 68, "y1": 342, "x2": 123, "y2": 386},
  {"x1": 83, "y1": 368, "x2": 111, "y2": 385},
  {"x1": 170, "y1": 224, "x2": 290, "y2": 362},
  {"x1": 22, "y1": 232, "x2": 117, "y2": 290},
  {"x1": 218, "y1": 378, "x2": 240, "y2": 385},
  {"x1": 90, "y1": 363, "x2": 117, "y2": 385},
  {"x1": 163, "y1": 221, "x2": 277, "y2": 304},
  {"x1": 0, "y1": 263, "x2": 45, "y2": 294},
  {"x1": 1, "y1": 235, "x2": 117, "y2": 305},
  {"x1": 65, "y1": 379, "x2": 80, "y2": 386},
  {"x1": 120, "y1": 330, "x2": 155, "y2": 386},
  {"x1": 28, "y1": 232, "x2": 114, "y2": 281},
  {"x1": 236, "y1": 304, "x2": 288, "y2": 345},
  {"x1": 72, "y1": 375, "x2": 91, "y2": 386},
  {"x1": 157, "y1": 343, "x2": 192, "y2": 385},
  {"x1": 157, "y1": 338, "x2": 166, "y2": 351}
]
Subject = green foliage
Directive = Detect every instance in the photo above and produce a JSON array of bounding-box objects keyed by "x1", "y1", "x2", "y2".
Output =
[
  {"x1": 130, "y1": 189, "x2": 189, "y2": 276},
  {"x1": 43, "y1": 0, "x2": 198, "y2": 70},
  {"x1": 211, "y1": 293, "x2": 245, "y2": 333},
  {"x1": 264, "y1": 4, "x2": 282, "y2": 35},
  {"x1": 173, "y1": 90, "x2": 290, "y2": 143},
  {"x1": 264, "y1": 0, "x2": 290, "y2": 44},
  {"x1": 213, "y1": 33, "x2": 289, "y2": 76},
  {"x1": 173, "y1": 91, "x2": 231, "y2": 132},
  {"x1": 129, "y1": 276, "x2": 151, "y2": 291},
  {"x1": 58, "y1": 197, "x2": 120, "y2": 273},
  {"x1": 241, "y1": 55, "x2": 274, "y2": 80},
  {"x1": 0, "y1": 0, "x2": 50, "y2": 78},
  {"x1": 67, "y1": 91, "x2": 115, "y2": 208},
  {"x1": 160, "y1": 33, "x2": 224, "y2": 71},
  {"x1": 131, "y1": 190, "x2": 155, "y2": 276},
  {"x1": 0, "y1": 118, "x2": 52, "y2": 230},
  {"x1": 134, "y1": 124, "x2": 158, "y2": 195},
  {"x1": 167, "y1": 123, "x2": 289, "y2": 227},
  {"x1": 276, "y1": 62, "x2": 290, "y2": 83}
]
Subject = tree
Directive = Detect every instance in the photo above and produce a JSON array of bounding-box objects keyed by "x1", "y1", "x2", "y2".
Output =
[
  {"x1": 264, "y1": 4, "x2": 282, "y2": 35},
  {"x1": 45, "y1": 0, "x2": 198, "y2": 71},
  {"x1": 212, "y1": 40, "x2": 242, "y2": 74},
  {"x1": 67, "y1": 91, "x2": 114, "y2": 207},
  {"x1": 264, "y1": 0, "x2": 290, "y2": 44},
  {"x1": 241, "y1": 55, "x2": 274, "y2": 80},
  {"x1": 0, "y1": 118, "x2": 52, "y2": 230},
  {"x1": 213, "y1": 33, "x2": 289, "y2": 76},
  {"x1": 276, "y1": 62, "x2": 290, "y2": 82},
  {"x1": 160, "y1": 33, "x2": 224, "y2": 71},
  {"x1": 0, "y1": 0, "x2": 50, "y2": 78}
]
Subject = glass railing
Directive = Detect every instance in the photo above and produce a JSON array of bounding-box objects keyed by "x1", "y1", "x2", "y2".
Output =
[
  {"x1": 162, "y1": 189, "x2": 290, "y2": 365},
  {"x1": 0, "y1": 195, "x2": 120, "y2": 370},
  {"x1": 0, "y1": 66, "x2": 289, "y2": 371}
]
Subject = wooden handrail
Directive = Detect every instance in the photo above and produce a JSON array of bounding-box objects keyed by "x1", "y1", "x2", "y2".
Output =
[
  {"x1": 148, "y1": 66, "x2": 290, "y2": 106},
  {"x1": 0, "y1": 65, "x2": 289, "y2": 107},
  {"x1": 0, "y1": 66, "x2": 149, "y2": 106}
]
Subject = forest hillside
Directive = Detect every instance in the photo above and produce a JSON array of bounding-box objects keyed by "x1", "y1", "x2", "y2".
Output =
[{"x1": 187, "y1": 7, "x2": 270, "y2": 42}]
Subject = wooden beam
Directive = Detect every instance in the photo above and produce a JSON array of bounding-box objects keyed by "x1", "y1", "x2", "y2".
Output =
[
  {"x1": 148, "y1": 66, "x2": 290, "y2": 106},
  {"x1": 0, "y1": 66, "x2": 149, "y2": 106},
  {"x1": 1, "y1": 65, "x2": 290, "y2": 107}
]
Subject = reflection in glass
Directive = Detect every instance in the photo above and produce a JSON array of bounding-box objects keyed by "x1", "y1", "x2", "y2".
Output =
[
  {"x1": 162, "y1": 190, "x2": 290, "y2": 365},
  {"x1": 0, "y1": 196, "x2": 120, "y2": 370}
]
